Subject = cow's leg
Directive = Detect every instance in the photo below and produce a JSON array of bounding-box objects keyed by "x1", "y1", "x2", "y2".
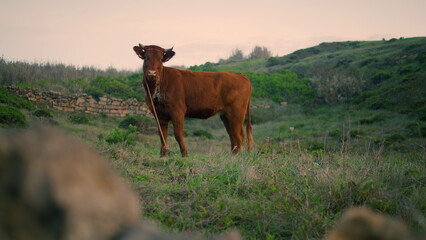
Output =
[
  {"x1": 159, "y1": 119, "x2": 170, "y2": 156},
  {"x1": 225, "y1": 110, "x2": 245, "y2": 154},
  {"x1": 171, "y1": 116, "x2": 188, "y2": 157},
  {"x1": 220, "y1": 113, "x2": 235, "y2": 150}
]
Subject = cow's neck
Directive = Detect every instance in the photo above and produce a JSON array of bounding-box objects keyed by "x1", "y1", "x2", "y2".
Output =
[
  {"x1": 144, "y1": 77, "x2": 157, "y2": 94},
  {"x1": 144, "y1": 68, "x2": 165, "y2": 103}
]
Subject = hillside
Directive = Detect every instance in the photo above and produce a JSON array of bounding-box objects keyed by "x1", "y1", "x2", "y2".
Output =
[
  {"x1": 1, "y1": 38, "x2": 425, "y2": 239},
  {"x1": 210, "y1": 37, "x2": 426, "y2": 75},
  {"x1": 193, "y1": 37, "x2": 426, "y2": 119},
  {"x1": 1, "y1": 83, "x2": 425, "y2": 239}
]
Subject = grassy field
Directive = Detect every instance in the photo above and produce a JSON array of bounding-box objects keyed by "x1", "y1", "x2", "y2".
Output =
[
  {"x1": 1, "y1": 37, "x2": 425, "y2": 238},
  {"x1": 18, "y1": 102, "x2": 424, "y2": 240}
]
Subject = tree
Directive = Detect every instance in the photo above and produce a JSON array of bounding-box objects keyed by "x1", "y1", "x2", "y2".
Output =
[
  {"x1": 228, "y1": 48, "x2": 244, "y2": 61},
  {"x1": 248, "y1": 46, "x2": 272, "y2": 59}
]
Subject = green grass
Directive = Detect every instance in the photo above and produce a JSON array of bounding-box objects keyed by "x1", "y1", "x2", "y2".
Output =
[
  {"x1": 0, "y1": 87, "x2": 34, "y2": 110},
  {"x1": 93, "y1": 133, "x2": 425, "y2": 239},
  {"x1": 1, "y1": 37, "x2": 425, "y2": 238},
  {"x1": 0, "y1": 105, "x2": 28, "y2": 127},
  {"x1": 1, "y1": 88, "x2": 425, "y2": 239},
  {"x1": 23, "y1": 103, "x2": 421, "y2": 240}
]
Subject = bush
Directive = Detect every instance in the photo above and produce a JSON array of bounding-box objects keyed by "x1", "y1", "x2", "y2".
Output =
[
  {"x1": 68, "y1": 114, "x2": 90, "y2": 124},
  {"x1": 245, "y1": 71, "x2": 314, "y2": 104},
  {"x1": 190, "y1": 129, "x2": 213, "y2": 139},
  {"x1": 359, "y1": 115, "x2": 385, "y2": 125},
  {"x1": 86, "y1": 87, "x2": 105, "y2": 101},
  {"x1": 250, "y1": 113, "x2": 268, "y2": 124},
  {"x1": 386, "y1": 133, "x2": 406, "y2": 143},
  {"x1": 418, "y1": 105, "x2": 426, "y2": 121},
  {"x1": 0, "y1": 88, "x2": 34, "y2": 110},
  {"x1": 405, "y1": 122, "x2": 423, "y2": 138},
  {"x1": 32, "y1": 109, "x2": 53, "y2": 118},
  {"x1": 370, "y1": 99, "x2": 395, "y2": 110},
  {"x1": 421, "y1": 127, "x2": 426, "y2": 138},
  {"x1": 84, "y1": 75, "x2": 144, "y2": 100},
  {"x1": 371, "y1": 71, "x2": 391, "y2": 84},
  {"x1": 119, "y1": 115, "x2": 155, "y2": 134},
  {"x1": 0, "y1": 105, "x2": 27, "y2": 127},
  {"x1": 105, "y1": 125, "x2": 138, "y2": 145},
  {"x1": 303, "y1": 139, "x2": 324, "y2": 152}
]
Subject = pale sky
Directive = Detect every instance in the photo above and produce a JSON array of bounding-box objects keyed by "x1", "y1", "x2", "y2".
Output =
[{"x1": 1, "y1": 0, "x2": 425, "y2": 70}]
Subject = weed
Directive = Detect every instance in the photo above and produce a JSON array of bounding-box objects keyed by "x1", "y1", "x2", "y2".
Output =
[
  {"x1": 359, "y1": 115, "x2": 385, "y2": 124},
  {"x1": 190, "y1": 129, "x2": 213, "y2": 139},
  {"x1": 32, "y1": 109, "x2": 53, "y2": 118},
  {"x1": 68, "y1": 113, "x2": 90, "y2": 124},
  {"x1": 105, "y1": 125, "x2": 138, "y2": 145},
  {"x1": 386, "y1": 133, "x2": 406, "y2": 143},
  {"x1": 118, "y1": 115, "x2": 156, "y2": 134},
  {"x1": 0, "y1": 105, "x2": 27, "y2": 127},
  {"x1": 0, "y1": 87, "x2": 34, "y2": 110}
]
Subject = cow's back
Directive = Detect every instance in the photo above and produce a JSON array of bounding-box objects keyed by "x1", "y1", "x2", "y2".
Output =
[{"x1": 164, "y1": 68, "x2": 251, "y2": 118}]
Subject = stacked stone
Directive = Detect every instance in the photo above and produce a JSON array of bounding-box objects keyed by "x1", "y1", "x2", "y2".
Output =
[{"x1": 6, "y1": 86, "x2": 151, "y2": 118}]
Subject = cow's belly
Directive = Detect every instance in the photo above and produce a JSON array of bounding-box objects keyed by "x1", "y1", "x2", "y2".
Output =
[{"x1": 185, "y1": 108, "x2": 220, "y2": 119}]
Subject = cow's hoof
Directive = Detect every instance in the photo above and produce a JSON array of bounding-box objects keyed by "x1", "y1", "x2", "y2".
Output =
[{"x1": 160, "y1": 149, "x2": 170, "y2": 157}]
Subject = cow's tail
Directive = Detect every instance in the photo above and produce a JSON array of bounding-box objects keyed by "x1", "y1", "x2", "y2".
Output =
[{"x1": 246, "y1": 100, "x2": 254, "y2": 151}]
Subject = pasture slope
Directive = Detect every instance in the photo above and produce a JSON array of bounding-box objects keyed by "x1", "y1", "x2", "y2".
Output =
[
  {"x1": 0, "y1": 37, "x2": 425, "y2": 239},
  {"x1": 1, "y1": 103, "x2": 425, "y2": 239}
]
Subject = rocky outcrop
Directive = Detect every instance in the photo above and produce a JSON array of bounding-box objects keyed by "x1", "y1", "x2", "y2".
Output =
[{"x1": 6, "y1": 86, "x2": 151, "y2": 117}]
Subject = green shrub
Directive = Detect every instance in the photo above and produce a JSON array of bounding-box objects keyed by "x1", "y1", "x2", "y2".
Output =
[
  {"x1": 249, "y1": 101, "x2": 288, "y2": 124},
  {"x1": 249, "y1": 113, "x2": 268, "y2": 124},
  {"x1": 32, "y1": 109, "x2": 53, "y2": 118},
  {"x1": 105, "y1": 125, "x2": 137, "y2": 145},
  {"x1": 190, "y1": 129, "x2": 213, "y2": 139},
  {"x1": 405, "y1": 122, "x2": 423, "y2": 138},
  {"x1": 86, "y1": 87, "x2": 105, "y2": 101},
  {"x1": 386, "y1": 133, "x2": 406, "y2": 143},
  {"x1": 0, "y1": 105, "x2": 27, "y2": 127},
  {"x1": 418, "y1": 105, "x2": 426, "y2": 121},
  {"x1": 350, "y1": 130, "x2": 363, "y2": 138},
  {"x1": 359, "y1": 115, "x2": 385, "y2": 124},
  {"x1": 99, "y1": 113, "x2": 109, "y2": 119},
  {"x1": 83, "y1": 75, "x2": 144, "y2": 100},
  {"x1": 303, "y1": 139, "x2": 324, "y2": 152},
  {"x1": 329, "y1": 129, "x2": 342, "y2": 138},
  {"x1": 371, "y1": 71, "x2": 391, "y2": 84},
  {"x1": 0, "y1": 88, "x2": 34, "y2": 110},
  {"x1": 421, "y1": 127, "x2": 426, "y2": 138},
  {"x1": 68, "y1": 113, "x2": 90, "y2": 124},
  {"x1": 399, "y1": 66, "x2": 415, "y2": 75},
  {"x1": 245, "y1": 71, "x2": 314, "y2": 104},
  {"x1": 119, "y1": 115, "x2": 155, "y2": 133}
]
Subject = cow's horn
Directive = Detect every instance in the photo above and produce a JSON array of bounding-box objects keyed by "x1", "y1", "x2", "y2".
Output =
[
  {"x1": 139, "y1": 44, "x2": 145, "y2": 51},
  {"x1": 165, "y1": 46, "x2": 174, "y2": 52}
]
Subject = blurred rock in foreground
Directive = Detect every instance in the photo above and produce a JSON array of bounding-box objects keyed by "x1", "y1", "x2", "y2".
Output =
[
  {"x1": 327, "y1": 207, "x2": 423, "y2": 240},
  {"x1": 0, "y1": 127, "x2": 241, "y2": 240}
]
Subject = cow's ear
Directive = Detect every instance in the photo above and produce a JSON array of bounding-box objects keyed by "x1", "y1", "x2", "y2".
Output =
[
  {"x1": 133, "y1": 45, "x2": 145, "y2": 59},
  {"x1": 162, "y1": 47, "x2": 175, "y2": 62}
]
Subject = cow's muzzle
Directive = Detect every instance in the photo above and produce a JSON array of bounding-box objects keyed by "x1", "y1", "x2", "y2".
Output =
[
  {"x1": 147, "y1": 70, "x2": 157, "y2": 76},
  {"x1": 146, "y1": 70, "x2": 158, "y2": 81}
]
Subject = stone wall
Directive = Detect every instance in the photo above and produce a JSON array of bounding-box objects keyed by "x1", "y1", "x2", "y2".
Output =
[{"x1": 7, "y1": 86, "x2": 151, "y2": 117}]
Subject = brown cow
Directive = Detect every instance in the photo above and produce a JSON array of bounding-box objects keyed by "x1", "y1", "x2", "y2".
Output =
[{"x1": 133, "y1": 44, "x2": 253, "y2": 157}]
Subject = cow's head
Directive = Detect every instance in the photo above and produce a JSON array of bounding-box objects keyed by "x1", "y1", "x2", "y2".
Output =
[{"x1": 133, "y1": 44, "x2": 175, "y2": 82}]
